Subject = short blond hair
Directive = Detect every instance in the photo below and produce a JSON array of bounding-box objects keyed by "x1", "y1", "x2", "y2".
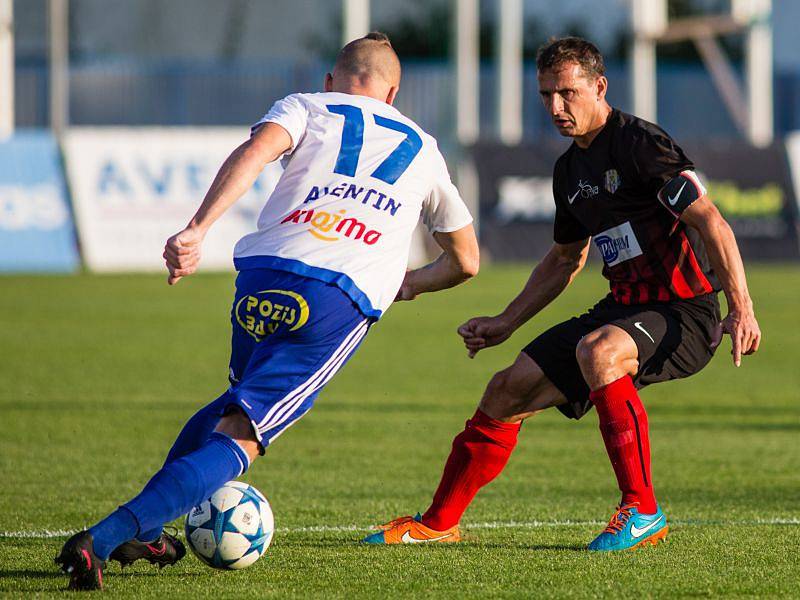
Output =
[{"x1": 334, "y1": 31, "x2": 401, "y2": 86}]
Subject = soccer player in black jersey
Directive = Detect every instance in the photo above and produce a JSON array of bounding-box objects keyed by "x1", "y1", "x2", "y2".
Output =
[{"x1": 367, "y1": 37, "x2": 761, "y2": 550}]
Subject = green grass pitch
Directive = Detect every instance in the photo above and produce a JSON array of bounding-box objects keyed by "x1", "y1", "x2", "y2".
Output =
[{"x1": 1, "y1": 265, "x2": 798, "y2": 597}]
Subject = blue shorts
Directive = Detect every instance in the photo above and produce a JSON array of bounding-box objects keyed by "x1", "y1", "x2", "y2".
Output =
[{"x1": 216, "y1": 268, "x2": 371, "y2": 448}]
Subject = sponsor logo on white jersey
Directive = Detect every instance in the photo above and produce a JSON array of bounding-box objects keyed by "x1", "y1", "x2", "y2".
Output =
[{"x1": 280, "y1": 208, "x2": 382, "y2": 245}]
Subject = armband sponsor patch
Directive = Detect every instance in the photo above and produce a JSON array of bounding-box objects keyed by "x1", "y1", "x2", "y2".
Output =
[{"x1": 657, "y1": 170, "x2": 706, "y2": 215}]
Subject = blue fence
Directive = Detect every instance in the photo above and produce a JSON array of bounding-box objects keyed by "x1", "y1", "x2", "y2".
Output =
[{"x1": 15, "y1": 59, "x2": 800, "y2": 143}]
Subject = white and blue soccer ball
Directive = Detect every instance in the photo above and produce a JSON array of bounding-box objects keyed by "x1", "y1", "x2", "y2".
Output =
[{"x1": 185, "y1": 481, "x2": 274, "y2": 570}]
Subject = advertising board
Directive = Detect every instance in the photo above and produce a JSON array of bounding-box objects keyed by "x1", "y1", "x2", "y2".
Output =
[
  {"x1": 0, "y1": 131, "x2": 79, "y2": 272},
  {"x1": 62, "y1": 128, "x2": 283, "y2": 271},
  {"x1": 471, "y1": 140, "x2": 799, "y2": 261}
]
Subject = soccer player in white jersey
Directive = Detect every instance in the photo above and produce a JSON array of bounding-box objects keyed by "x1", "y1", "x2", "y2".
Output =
[{"x1": 56, "y1": 32, "x2": 478, "y2": 591}]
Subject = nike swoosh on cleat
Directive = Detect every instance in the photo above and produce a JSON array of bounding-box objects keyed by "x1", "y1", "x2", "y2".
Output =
[
  {"x1": 401, "y1": 531, "x2": 452, "y2": 544},
  {"x1": 630, "y1": 515, "x2": 664, "y2": 538},
  {"x1": 146, "y1": 543, "x2": 167, "y2": 556},
  {"x1": 634, "y1": 322, "x2": 655, "y2": 344},
  {"x1": 667, "y1": 181, "x2": 687, "y2": 206}
]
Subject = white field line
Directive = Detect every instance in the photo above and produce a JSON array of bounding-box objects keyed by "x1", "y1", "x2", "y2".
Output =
[{"x1": 1, "y1": 517, "x2": 798, "y2": 539}]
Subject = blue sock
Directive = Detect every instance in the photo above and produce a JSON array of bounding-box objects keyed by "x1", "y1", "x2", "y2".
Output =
[
  {"x1": 135, "y1": 526, "x2": 163, "y2": 544},
  {"x1": 88, "y1": 432, "x2": 250, "y2": 560},
  {"x1": 88, "y1": 507, "x2": 139, "y2": 560},
  {"x1": 135, "y1": 394, "x2": 229, "y2": 542},
  {"x1": 163, "y1": 394, "x2": 228, "y2": 465}
]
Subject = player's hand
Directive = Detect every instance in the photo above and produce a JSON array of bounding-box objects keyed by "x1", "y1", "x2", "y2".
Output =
[
  {"x1": 458, "y1": 315, "x2": 514, "y2": 358},
  {"x1": 163, "y1": 227, "x2": 205, "y2": 285},
  {"x1": 719, "y1": 306, "x2": 761, "y2": 367}
]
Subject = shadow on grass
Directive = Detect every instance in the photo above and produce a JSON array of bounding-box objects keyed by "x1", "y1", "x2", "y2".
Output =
[
  {"x1": 0, "y1": 568, "x2": 204, "y2": 594},
  {"x1": 0, "y1": 569, "x2": 64, "y2": 580},
  {"x1": 0, "y1": 568, "x2": 67, "y2": 594},
  {"x1": 475, "y1": 542, "x2": 586, "y2": 552},
  {"x1": 279, "y1": 539, "x2": 587, "y2": 552},
  {"x1": 279, "y1": 539, "x2": 366, "y2": 548},
  {"x1": 655, "y1": 420, "x2": 800, "y2": 433},
  {"x1": 110, "y1": 567, "x2": 210, "y2": 579}
]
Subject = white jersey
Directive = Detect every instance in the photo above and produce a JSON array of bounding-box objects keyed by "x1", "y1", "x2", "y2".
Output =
[{"x1": 233, "y1": 92, "x2": 473, "y2": 319}]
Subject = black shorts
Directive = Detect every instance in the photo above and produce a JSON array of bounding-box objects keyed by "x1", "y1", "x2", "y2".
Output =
[{"x1": 523, "y1": 293, "x2": 721, "y2": 420}]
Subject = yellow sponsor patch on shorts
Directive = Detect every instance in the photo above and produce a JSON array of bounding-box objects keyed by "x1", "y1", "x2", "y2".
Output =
[{"x1": 235, "y1": 289, "x2": 310, "y2": 342}]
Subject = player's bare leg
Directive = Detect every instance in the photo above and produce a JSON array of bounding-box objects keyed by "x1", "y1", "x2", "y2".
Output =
[
  {"x1": 575, "y1": 325, "x2": 639, "y2": 390},
  {"x1": 478, "y1": 352, "x2": 568, "y2": 422},
  {"x1": 363, "y1": 353, "x2": 565, "y2": 544},
  {"x1": 575, "y1": 324, "x2": 668, "y2": 550}
]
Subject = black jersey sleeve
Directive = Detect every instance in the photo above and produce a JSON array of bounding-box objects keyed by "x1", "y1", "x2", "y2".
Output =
[
  {"x1": 552, "y1": 160, "x2": 590, "y2": 244},
  {"x1": 629, "y1": 127, "x2": 694, "y2": 188}
]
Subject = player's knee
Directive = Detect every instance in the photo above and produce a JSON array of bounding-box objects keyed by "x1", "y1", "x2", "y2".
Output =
[
  {"x1": 484, "y1": 368, "x2": 515, "y2": 399},
  {"x1": 480, "y1": 368, "x2": 532, "y2": 418},
  {"x1": 575, "y1": 329, "x2": 617, "y2": 371}
]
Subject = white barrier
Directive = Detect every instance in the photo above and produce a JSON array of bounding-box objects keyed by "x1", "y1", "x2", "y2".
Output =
[
  {"x1": 63, "y1": 127, "x2": 430, "y2": 272},
  {"x1": 63, "y1": 127, "x2": 283, "y2": 272}
]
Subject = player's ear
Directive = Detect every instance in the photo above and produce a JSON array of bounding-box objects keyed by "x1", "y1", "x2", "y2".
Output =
[
  {"x1": 385, "y1": 85, "x2": 399, "y2": 106},
  {"x1": 324, "y1": 73, "x2": 333, "y2": 92},
  {"x1": 595, "y1": 76, "x2": 608, "y2": 101}
]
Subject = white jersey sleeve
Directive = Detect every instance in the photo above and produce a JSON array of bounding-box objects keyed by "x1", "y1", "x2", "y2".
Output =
[
  {"x1": 251, "y1": 94, "x2": 309, "y2": 153},
  {"x1": 422, "y1": 150, "x2": 473, "y2": 233}
]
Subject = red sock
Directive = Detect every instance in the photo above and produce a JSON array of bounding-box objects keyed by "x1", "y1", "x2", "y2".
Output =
[
  {"x1": 422, "y1": 409, "x2": 520, "y2": 530},
  {"x1": 590, "y1": 376, "x2": 657, "y2": 514}
]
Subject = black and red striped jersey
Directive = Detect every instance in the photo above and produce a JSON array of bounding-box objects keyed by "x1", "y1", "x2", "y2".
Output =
[{"x1": 552, "y1": 108, "x2": 719, "y2": 305}]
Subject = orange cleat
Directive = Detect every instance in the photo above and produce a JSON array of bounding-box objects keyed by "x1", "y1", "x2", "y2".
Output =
[{"x1": 362, "y1": 514, "x2": 460, "y2": 544}]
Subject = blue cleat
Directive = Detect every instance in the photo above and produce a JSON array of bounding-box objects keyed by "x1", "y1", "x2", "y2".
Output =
[{"x1": 588, "y1": 503, "x2": 668, "y2": 551}]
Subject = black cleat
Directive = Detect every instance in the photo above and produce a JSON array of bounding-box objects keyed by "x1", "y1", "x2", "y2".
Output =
[
  {"x1": 110, "y1": 528, "x2": 186, "y2": 569},
  {"x1": 55, "y1": 530, "x2": 106, "y2": 591}
]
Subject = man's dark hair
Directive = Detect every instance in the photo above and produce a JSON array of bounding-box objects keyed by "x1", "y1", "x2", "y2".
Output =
[{"x1": 536, "y1": 37, "x2": 605, "y2": 79}]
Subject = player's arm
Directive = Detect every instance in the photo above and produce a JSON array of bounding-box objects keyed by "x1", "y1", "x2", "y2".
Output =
[
  {"x1": 402, "y1": 148, "x2": 481, "y2": 300},
  {"x1": 679, "y1": 196, "x2": 761, "y2": 366},
  {"x1": 459, "y1": 238, "x2": 590, "y2": 358},
  {"x1": 163, "y1": 123, "x2": 292, "y2": 285},
  {"x1": 395, "y1": 224, "x2": 479, "y2": 301}
]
